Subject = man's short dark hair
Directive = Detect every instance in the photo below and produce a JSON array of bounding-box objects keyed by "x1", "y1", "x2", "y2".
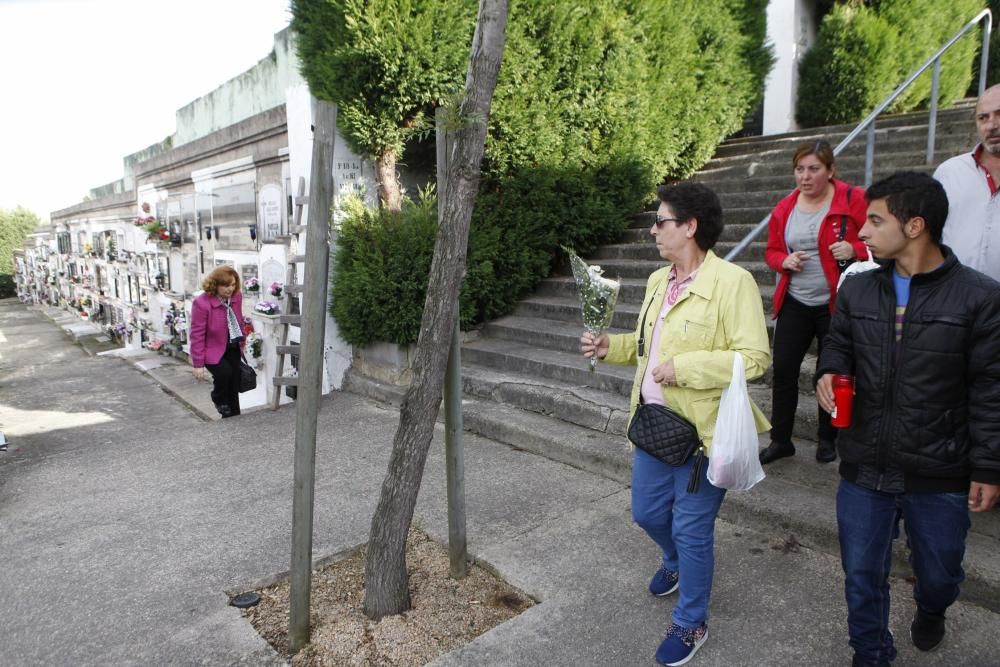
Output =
[
  {"x1": 865, "y1": 172, "x2": 949, "y2": 244},
  {"x1": 656, "y1": 181, "x2": 724, "y2": 251}
]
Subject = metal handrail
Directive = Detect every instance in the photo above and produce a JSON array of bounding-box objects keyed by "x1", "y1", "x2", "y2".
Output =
[{"x1": 724, "y1": 8, "x2": 992, "y2": 263}]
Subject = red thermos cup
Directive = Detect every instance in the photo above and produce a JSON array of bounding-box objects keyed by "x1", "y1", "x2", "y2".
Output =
[{"x1": 831, "y1": 375, "x2": 855, "y2": 428}]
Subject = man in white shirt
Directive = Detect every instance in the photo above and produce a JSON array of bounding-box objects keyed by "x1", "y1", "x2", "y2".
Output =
[{"x1": 933, "y1": 84, "x2": 1000, "y2": 281}]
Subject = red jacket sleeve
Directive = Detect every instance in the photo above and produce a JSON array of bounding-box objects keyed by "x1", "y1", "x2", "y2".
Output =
[
  {"x1": 189, "y1": 296, "x2": 208, "y2": 368},
  {"x1": 765, "y1": 200, "x2": 791, "y2": 273},
  {"x1": 845, "y1": 185, "x2": 869, "y2": 260}
]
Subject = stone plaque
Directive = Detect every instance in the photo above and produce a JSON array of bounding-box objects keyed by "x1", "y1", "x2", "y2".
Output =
[
  {"x1": 258, "y1": 184, "x2": 283, "y2": 241},
  {"x1": 261, "y1": 258, "x2": 284, "y2": 291}
]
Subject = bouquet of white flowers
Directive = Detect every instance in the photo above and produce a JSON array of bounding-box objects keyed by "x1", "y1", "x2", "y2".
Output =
[{"x1": 564, "y1": 247, "x2": 621, "y2": 371}]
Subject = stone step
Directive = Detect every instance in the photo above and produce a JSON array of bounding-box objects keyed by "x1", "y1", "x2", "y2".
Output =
[
  {"x1": 717, "y1": 188, "x2": 854, "y2": 210},
  {"x1": 535, "y1": 275, "x2": 650, "y2": 304},
  {"x1": 726, "y1": 101, "x2": 971, "y2": 135},
  {"x1": 512, "y1": 294, "x2": 641, "y2": 330},
  {"x1": 698, "y1": 151, "x2": 940, "y2": 183},
  {"x1": 537, "y1": 274, "x2": 776, "y2": 310},
  {"x1": 591, "y1": 240, "x2": 768, "y2": 263},
  {"x1": 711, "y1": 105, "x2": 975, "y2": 156},
  {"x1": 582, "y1": 258, "x2": 774, "y2": 284},
  {"x1": 461, "y1": 363, "x2": 631, "y2": 436},
  {"x1": 342, "y1": 369, "x2": 631, "y2": 481},
  {"x1": 477, "y1": 312, "x2": 815, "y2": 392},
  {"x1": 461, "y1": 337, "x2": 636, "y2": 396},
  {"x1": 628, "y1": 209, "x2": 776, "y2": 235},
  {"x1": 622, "y1": 222, "x2": 761, "y2": 243},
  {"x1": 711, "y1": 125, "x2": 975, "y2": 161},
  {"x1": 481, "y1": 314, "x2": 631, "y2": 355}
]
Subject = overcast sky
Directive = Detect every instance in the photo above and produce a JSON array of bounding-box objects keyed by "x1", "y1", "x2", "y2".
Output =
[{"x1": 0, "y1": 0, "x2": 292, "y2": 221}]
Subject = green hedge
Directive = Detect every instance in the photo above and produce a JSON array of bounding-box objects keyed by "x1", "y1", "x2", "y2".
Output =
[
  {"x1": 329, "y1": 0, "x2": 772, "y2": 346},
  {"x1": 797, "y1": 0, "x2": 983, "y2": 127},
  {"x1": 330, "y1": 194, "x2": 438, "y2": 345}
]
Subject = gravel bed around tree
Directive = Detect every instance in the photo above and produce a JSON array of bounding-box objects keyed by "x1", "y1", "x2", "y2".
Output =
[{"x1": 244, "y1": 529, "x2": 535, "y2": 665}]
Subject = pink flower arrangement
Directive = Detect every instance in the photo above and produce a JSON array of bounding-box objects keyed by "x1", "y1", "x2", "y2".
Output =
[
  {"x1": 254, "y1": 301, "x2": 279, "y2": 315},
  {"x1": 269, "y1": 281, "x2": 283, "y2": 297}
]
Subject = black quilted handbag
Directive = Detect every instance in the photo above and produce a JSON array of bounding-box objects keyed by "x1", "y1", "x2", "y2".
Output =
[
  {"x1": 238, "y1": 357, "x2": 257, "y2": 393},
  {"x1": 627, "y1": 403, "x2": 706, "y2": 492}
]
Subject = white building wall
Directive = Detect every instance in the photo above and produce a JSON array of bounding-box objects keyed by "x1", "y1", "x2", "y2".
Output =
[
  {"x1": 763, "y1": 0, "x2": 817, "y2": 135},
  {"x1": 285, "y1": 87, "x2": 377, "y2": 392},
  {"x1": 173, "y1": 29, "x2": 305, "y2": 148}
]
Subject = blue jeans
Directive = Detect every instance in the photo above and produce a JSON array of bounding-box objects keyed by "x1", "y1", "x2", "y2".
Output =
[
  {"x1": 631, "y1": 447, "x2": 726, "y2": 629},
  {"x1": 837, "y1": 480, "x2": 970, "y2": 663}
]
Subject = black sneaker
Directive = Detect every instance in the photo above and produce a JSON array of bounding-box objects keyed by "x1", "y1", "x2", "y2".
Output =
[
  {"x1": 215, "y1": 402, "x2": 233, "y2": 418},
  {"x1": 910, "y1": 607, "x2": 946, "y2": 651},
  {"x1": 816, "y1": 439, "x2": 837, "y2": 463},
  {"x1": 759, "y1": 441, "x2": 795, "y2": 465}
]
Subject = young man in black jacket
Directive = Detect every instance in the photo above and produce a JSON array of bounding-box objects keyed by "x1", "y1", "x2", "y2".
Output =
[{"x1": 816, "y1": 172, "x2": 1000, "y2": 667}]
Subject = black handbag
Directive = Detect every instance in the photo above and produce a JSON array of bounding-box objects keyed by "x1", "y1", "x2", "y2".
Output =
[
  {"x1": 836, "y1": 187, "x2": 854, "y2": 274},
  {"x1": 627, "y1": 402, "x2": 706, "y2": 492},
  {"x1": 238, "y1": 357, "x2": 257, "y2": 393}
]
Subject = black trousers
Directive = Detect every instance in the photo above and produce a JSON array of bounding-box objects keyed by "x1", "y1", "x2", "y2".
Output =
[
  {"x1": 206, "y1": 341, "x2": 242, "y2": 417},
  {"x1": 770, "y1": 294, "x2": 834, "y2": 445}
]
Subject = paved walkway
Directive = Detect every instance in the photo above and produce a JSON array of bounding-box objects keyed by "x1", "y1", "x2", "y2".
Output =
[{"x1": 1, "y1": 299, "x2": 997, "y2": 666}]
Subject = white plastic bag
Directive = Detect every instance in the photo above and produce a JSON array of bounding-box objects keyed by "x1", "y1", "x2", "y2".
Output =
[
  {"x1": 837, "y1": 246, "x2": 879, "y2": 291},
  {"x1": 707, "y1": 353, "x2": 765, "y2": 491}
]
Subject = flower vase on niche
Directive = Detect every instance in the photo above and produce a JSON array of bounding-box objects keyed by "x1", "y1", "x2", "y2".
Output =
[{"x1": 248, "y1": 224, "x2": 257, "y2": 241}]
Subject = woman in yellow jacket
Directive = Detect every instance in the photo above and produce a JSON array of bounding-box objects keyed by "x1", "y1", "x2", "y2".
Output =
[{"x1": 581, "y1": 182, "x2": 771, "y2": 666}]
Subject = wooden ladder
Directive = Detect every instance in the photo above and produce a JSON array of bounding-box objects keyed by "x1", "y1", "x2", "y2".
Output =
[{"x1": 271, "y1": 177, "x2": 308, "y2": 409}]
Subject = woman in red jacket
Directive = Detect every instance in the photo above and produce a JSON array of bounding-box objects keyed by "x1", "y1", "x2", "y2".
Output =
[
  {"x1": 759, "y1": 141, "x2": 867, "y2": 465},
  {"x1": 189, "y1": 265, "x2": 246, "y2": 418}
]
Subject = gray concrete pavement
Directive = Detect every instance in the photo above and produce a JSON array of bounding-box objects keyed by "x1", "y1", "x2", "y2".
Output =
[{"x1": 1, "y1": 299, "x2": 997, "y2": 666}]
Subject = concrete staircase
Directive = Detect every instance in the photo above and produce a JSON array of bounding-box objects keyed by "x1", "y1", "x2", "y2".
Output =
[{"x1": 345, "y1": 102, "x2": 1000, "y2": 611}]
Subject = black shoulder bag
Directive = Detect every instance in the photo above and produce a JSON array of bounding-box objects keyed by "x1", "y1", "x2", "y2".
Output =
[
  {"x1": 626, "y1": 292, "x2": 706, "y2": 492},
  {"x1": 836, "y1": 187, "x2": 854, "y2": 274},
  {"x1": 238, "y1": 354, "x2": 257, "y2": 393}
]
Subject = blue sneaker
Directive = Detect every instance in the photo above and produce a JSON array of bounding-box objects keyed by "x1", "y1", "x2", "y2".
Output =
[
  {"x1": 649, "y1": 565, "x2": 679, "y2": 596},
  {"x1": 655, "y1": 623, "x2": 708, "y2": 666}
]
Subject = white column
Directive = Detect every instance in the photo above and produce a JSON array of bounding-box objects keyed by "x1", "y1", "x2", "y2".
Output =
[
  {"x1": 763, "y1": 0, "x2": 817, "y2": 135},
  {"x1": 285, "y1": 85, "x2": 356, "y2": 392}
]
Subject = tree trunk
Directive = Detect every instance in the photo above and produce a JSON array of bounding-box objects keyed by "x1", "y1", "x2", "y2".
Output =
[
  {"x1": 376, "y1": 149, "x2": 403, "y2": 213},
  {"x1": 363, "y1": 0, "x2": 508, "y2": 622}
]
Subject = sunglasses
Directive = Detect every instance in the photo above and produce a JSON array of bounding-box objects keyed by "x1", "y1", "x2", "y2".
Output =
[{"x1": 654, "y1": 215, "x2": 686, "y2": 228}]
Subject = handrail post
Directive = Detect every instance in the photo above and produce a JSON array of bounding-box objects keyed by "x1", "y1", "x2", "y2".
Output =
[
  {"x1": 865, "y1": 122, "x2": 876, "y2": 187},
  {"x1": 927, "y1": 58, "x2": 941, "y2": 164},
  {"x1": 980, "y1": 13, "x2": 992, "y2": 96},
  {"x1": 436, "y1": 107, "x2": 467, "y2": 580}
]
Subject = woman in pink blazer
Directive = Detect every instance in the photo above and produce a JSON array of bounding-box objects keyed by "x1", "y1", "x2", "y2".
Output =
[{"x1": 189, "y1": 265, "x2": 246, "y2": 418}]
